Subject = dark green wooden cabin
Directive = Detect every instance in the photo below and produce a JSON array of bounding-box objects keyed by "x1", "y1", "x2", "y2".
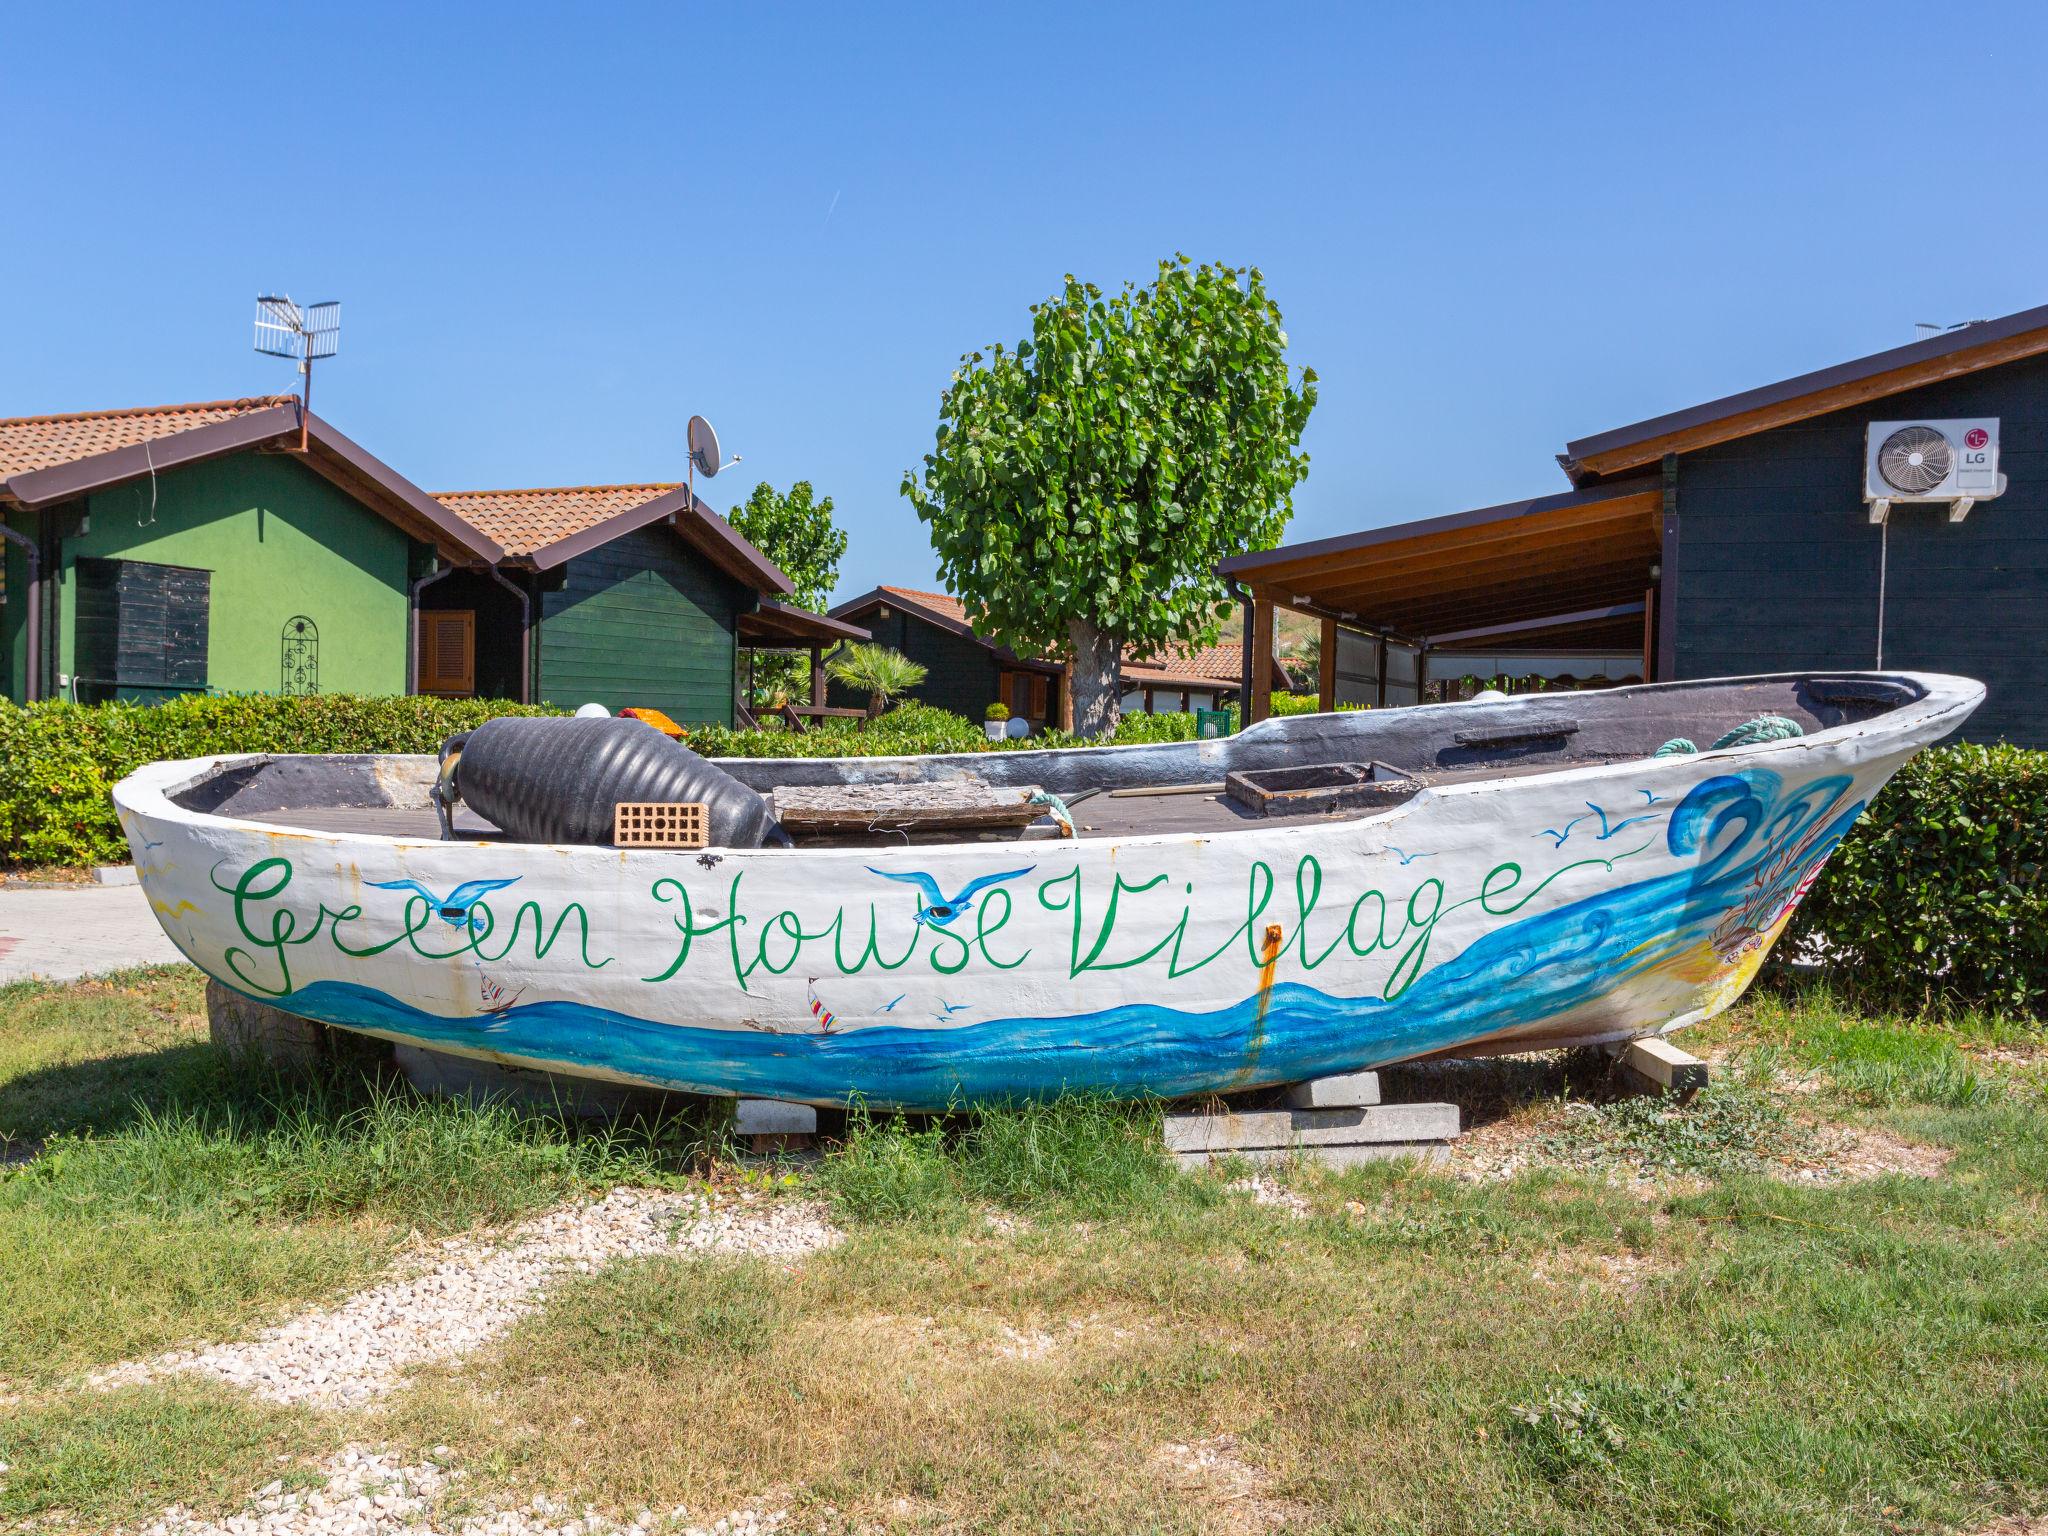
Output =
[
  {"x1": 828, "y1": 586, "x2": 1064, "y2": 729},
  {"x1": 433, "y1": 483, "x2": 852, "y2": 726}
]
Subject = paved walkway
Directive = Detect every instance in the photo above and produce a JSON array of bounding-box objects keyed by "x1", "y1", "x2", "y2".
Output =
[{"x1": 0, "y1": 882, "x2": 185, "y2": 984}]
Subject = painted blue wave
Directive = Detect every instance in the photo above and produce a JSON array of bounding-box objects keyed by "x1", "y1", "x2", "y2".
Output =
[{"x1": 260, "y1": 768, "x2": 1866, "y2": 1106}]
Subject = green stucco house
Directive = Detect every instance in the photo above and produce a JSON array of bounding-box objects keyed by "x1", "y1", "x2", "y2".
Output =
[{"x1": 0, "y1": 398, "x2": 852, "y2": 723}]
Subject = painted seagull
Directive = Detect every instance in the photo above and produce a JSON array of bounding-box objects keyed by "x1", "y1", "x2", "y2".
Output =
[
  {"x1": 865, "y1": 866, "x2": 1034, "y2": 927},
  {"x1": 1386, "y1": 846, "x2": 1433, "y2": 865},
  {"x1": 1581, "y1": 801, "x2": 1659, "y2": 841},
  {"x1": 1534, "y1": 815, "x2": 1588, "y2": 849},
  {"x1": 880, "y1": 994, "x2": 907, "y2": 1013},
  {"x1": 368, "y1": 876, "x2": 522, "y2": 928},
  {"x1": 933, "y1": 1001, "x2": 972, "y2": 1021}
]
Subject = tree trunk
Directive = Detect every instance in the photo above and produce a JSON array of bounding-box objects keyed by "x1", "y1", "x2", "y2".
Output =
[
  {"x1": 1067, "y1": 616, "x2": 1122, "y2": 739},
  {"x1": 868, "y1": 690, "x2": 884, "y2": 719}
]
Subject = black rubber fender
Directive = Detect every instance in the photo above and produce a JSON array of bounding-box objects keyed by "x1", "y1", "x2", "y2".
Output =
[{"x1": 446, "y1": 716, "x2": 783, "y2": 848}]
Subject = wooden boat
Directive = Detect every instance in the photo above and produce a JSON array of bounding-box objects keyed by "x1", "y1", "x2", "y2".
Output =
[{"x1": 112, "y1": 672, "x2": 1980, "y2": 1108}]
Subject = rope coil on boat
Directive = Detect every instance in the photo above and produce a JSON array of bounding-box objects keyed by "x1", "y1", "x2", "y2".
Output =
[{"x1": 1652, "y1": 714, "x2": 1805, "y2": 759}]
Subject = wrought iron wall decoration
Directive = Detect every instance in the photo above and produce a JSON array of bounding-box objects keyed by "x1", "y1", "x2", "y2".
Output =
[{"x1": 281, "y1": 615, "x2": 319, "y2": 695}]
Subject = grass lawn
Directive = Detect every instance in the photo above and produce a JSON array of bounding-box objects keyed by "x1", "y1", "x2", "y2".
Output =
[{"x1": 1, "y1": 966, "x2": 2043, "y2": 1534}]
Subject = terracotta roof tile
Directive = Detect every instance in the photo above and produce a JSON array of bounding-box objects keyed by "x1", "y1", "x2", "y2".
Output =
[
  {"x1": 866, "y1": 584, "x2": 1283, "y2": 690},
  {"x1": 0, "y1": 397, "x2": 297, "y2": 481},
  {"x1": 432, "y1": 484, "x2": 681, "y2": 557},
  {"x1": 875, "y1": 584, "x2": 973, "y2": 624},
  {"x1": 1122, "y1": 640, "x2": 1262, "y2": 688}
]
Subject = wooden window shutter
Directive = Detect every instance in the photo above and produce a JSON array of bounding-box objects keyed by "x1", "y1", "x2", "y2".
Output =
[
  {"x1": 419, "y1": 610, "x2": 475, "y2": 696},
  {"x1": 1028, "y1": 673, "x2": 1047, "y2": 719}
]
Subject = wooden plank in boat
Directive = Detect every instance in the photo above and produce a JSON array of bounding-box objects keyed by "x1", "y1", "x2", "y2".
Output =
[{"x1": 772, "y1": 782, "x2": 1048, "y2": 833}]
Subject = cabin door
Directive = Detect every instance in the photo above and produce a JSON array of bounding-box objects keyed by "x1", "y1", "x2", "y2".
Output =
[{"x1": 419, "y1": 609, "x2": 476, "y2": 697}]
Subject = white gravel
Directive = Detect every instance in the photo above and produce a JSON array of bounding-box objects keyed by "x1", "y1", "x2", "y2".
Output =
[
  {"x1": 1225, "y1": 1175, "x2": 1310, "y2": 1219},
  {"x1": 135, "y1": 1443, "x2": 793, "y2": 1536},
  {"x1": 93, "y1": 1189, "x2": 840, "y2": 1408}
]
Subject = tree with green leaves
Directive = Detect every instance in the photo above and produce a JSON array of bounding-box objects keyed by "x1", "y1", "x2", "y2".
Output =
[
  {"x1": 728, "y1": 480, "x2": 849, "y2": 709},
  {"x1": 727, "y1": 480, "x2": 847, "y2": 615},
  {"x1": 826, "y1": 643, "x2": 928, "y2": 719},
  {"x1": 902, "y1": 256, "x2": 1316, "y2": 737}
]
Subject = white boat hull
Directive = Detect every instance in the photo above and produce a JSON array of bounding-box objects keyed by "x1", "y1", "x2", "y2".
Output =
[{"x1": 111, "y1": 674, "x2": 1982, "y2": 1107}]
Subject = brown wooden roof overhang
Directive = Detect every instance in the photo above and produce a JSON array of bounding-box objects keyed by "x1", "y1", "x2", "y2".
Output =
[
  {"x1": 738, "y1": 598, "x2": 870, "y2": 647},
  {"x1": 0, "y1": 404, "x2": 506, "y2": 565},
  {"x1": 1217, "y1": 478, "x2": 1662, "y2": 648},
  {"x1": 829, "y1": 587, "x2": 1066, "y2": 675},
  {"x1": 1561, "y1": 301, "x2": 2048, "y2": 484},
  {"x1": 520, "y1": 485, "x2": 792, "y2": 595}
]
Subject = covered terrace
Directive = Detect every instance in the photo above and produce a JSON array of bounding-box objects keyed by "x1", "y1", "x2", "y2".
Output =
[
  {"x1": 1217, "y1": 476, "x2": 1664, "y2": 723},
  {"x1": 735, "y1": 598, "x2": 870, "y2": 728}
]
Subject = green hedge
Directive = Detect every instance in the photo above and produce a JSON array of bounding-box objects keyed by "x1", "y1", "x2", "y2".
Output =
[
  {"x1": 0, "y1": 694, "x2": 560, "y2": 868},
  {"x1": 1785, "y1": 743, "x2": 2047, "y2": 1016}
]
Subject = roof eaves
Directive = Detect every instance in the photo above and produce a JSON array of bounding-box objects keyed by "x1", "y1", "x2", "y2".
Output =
[
  {"x1": 2, "y1": 405, "x2": 300, "y2": 509},
  {"x1": 830, "y1": 585, "x2": 986, "y2": 645},
  {"x1": 523, "y1": 485, "x2": 792, "y2": 595},
  {"x1": 1561, "y1": 301, "x2": 2048, "y2": 481},
  {"x1": 302, "y1": 414, "x2": 506, "y2": 564},
  {"x1": 1216, "y1": 474, "x2": 1662, "y2": 579}
]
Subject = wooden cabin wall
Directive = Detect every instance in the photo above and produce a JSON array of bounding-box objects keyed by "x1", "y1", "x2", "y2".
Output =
[
  {"x1": 538, "y1": 523, "x2": 747, "y2": 724},
  {"x1": 1669, "y1": 349, "x2": 2048, "y2": 747}
]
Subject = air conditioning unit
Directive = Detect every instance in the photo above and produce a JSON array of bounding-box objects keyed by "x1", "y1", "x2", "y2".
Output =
[{"x1": 1864, "y1": 418, "x2": 2005, "y2": 524}]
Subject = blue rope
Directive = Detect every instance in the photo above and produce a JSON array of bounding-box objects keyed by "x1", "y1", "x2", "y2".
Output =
[
  {"x1": 1709, "y1": 715, "x2": 1804, "y2": 750},
  {"x1": 1652, "y1": 715, "x2": 1804, "y2": 759},
  {"x1": 1028, "y1": 788, "x2": 1075, "y2": 836}
]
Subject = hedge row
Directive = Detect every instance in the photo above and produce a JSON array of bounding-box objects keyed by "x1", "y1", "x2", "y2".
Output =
[
  {"x1": 0, "y1": 694, "x2": 563, "y2": 868},
  {"x1": 1783, "y1": 742, "x2": 2047, "y2": 1016}
]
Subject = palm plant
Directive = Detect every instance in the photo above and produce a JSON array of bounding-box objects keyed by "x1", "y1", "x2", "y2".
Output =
[{"x1": 825, "y1": 643, "x2": 929, "y2": 719}]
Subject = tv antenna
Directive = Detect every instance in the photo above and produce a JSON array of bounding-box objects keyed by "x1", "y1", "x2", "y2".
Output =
[
  {"x1": 254, "y1": 296, "x2": 340, "y2": 450},
  {"x1": 686, "y1": 414, "x2": 740, "y2": 508}
]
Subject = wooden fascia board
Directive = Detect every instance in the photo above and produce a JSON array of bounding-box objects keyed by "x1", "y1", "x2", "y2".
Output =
[
  {"x1": 1280, "y1": 520, "x2": 1660, "y2": 602},
  {"x1": 1307, "y1": 549, "x2": 1660, "y2": 610},
  {"x1": 524, "y1": 488, "x2": 792, "y2": 596},
  {"x1": 1242, "y1": 491, "x2": 1661, "y2": 595},
  {"x1": 295, "y1": 421, "x2": 507, "y2": 564},
  {"x1": 1566, "y1": 327, "x2": 2048, "y2": 482},
  {"x1": 1218, "y1": 481, "x2": 1660, "y2": 586},
  {"x1": 1345, "y1": 563, "x2": 1658, "y2": 622},
  {"x1": 2, "y1": 406, "x2": 300, "y2": 508}
]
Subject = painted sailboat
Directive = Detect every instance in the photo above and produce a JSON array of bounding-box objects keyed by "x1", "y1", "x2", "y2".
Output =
[{"x1": 112, "y1": 671, "x2": 1981, "y2": 1108}]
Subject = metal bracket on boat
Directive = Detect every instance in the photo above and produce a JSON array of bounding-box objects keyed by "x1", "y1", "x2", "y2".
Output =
[
  {"x1": 431, "y1": 732, "x2": 469, "y2": 842},
  {"x1": 1451, "y1": 717, "x2": 1580, "y2": 749}
]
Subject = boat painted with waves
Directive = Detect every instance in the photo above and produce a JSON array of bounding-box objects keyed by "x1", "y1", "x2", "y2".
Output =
[{"x1": 111, "y1": 671, "x2": 1980, "y2": 1107}]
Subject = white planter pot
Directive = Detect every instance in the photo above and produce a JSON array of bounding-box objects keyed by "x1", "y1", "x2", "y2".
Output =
[{"x1": 985, "y1": 722, "x2": 1007, "y2": 741}]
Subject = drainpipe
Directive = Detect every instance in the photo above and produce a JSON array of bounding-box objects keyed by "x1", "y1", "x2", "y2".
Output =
[
  {"x1": 406, "y1": 562, "x2": 456, "y2": 696},
  {"x1": 0, "y1": 520, "x2": 40, "y2": 703},
  {"x1": 1225, "y1": 577, "x2": 1254, "y2": 726},
  {"x1": 478, "y1": 563, "x2": 533, "y2": 704}
]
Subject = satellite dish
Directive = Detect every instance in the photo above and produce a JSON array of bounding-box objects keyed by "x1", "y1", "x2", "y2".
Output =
[{"x1": 688, "y1": 416, "x2": 724, "y2": 479}]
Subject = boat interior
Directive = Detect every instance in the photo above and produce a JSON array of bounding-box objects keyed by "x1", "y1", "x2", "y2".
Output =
[{"x1": 171, "y1": 674, "x2": 1927, "y2": 849}]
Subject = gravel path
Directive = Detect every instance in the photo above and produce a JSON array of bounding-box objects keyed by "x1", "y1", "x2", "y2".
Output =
[
  {"x1": 93, "y1": 1188, "x2": 840, "y2": 1408},
  {"x1": 137, "y1": 1444, "x2": 795, "y2": 1536}
]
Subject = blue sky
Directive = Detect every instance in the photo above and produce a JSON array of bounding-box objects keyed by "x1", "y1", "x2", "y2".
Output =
[{"x1": 6, "y1": 1, "x2": 2046, "y2": 604}]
